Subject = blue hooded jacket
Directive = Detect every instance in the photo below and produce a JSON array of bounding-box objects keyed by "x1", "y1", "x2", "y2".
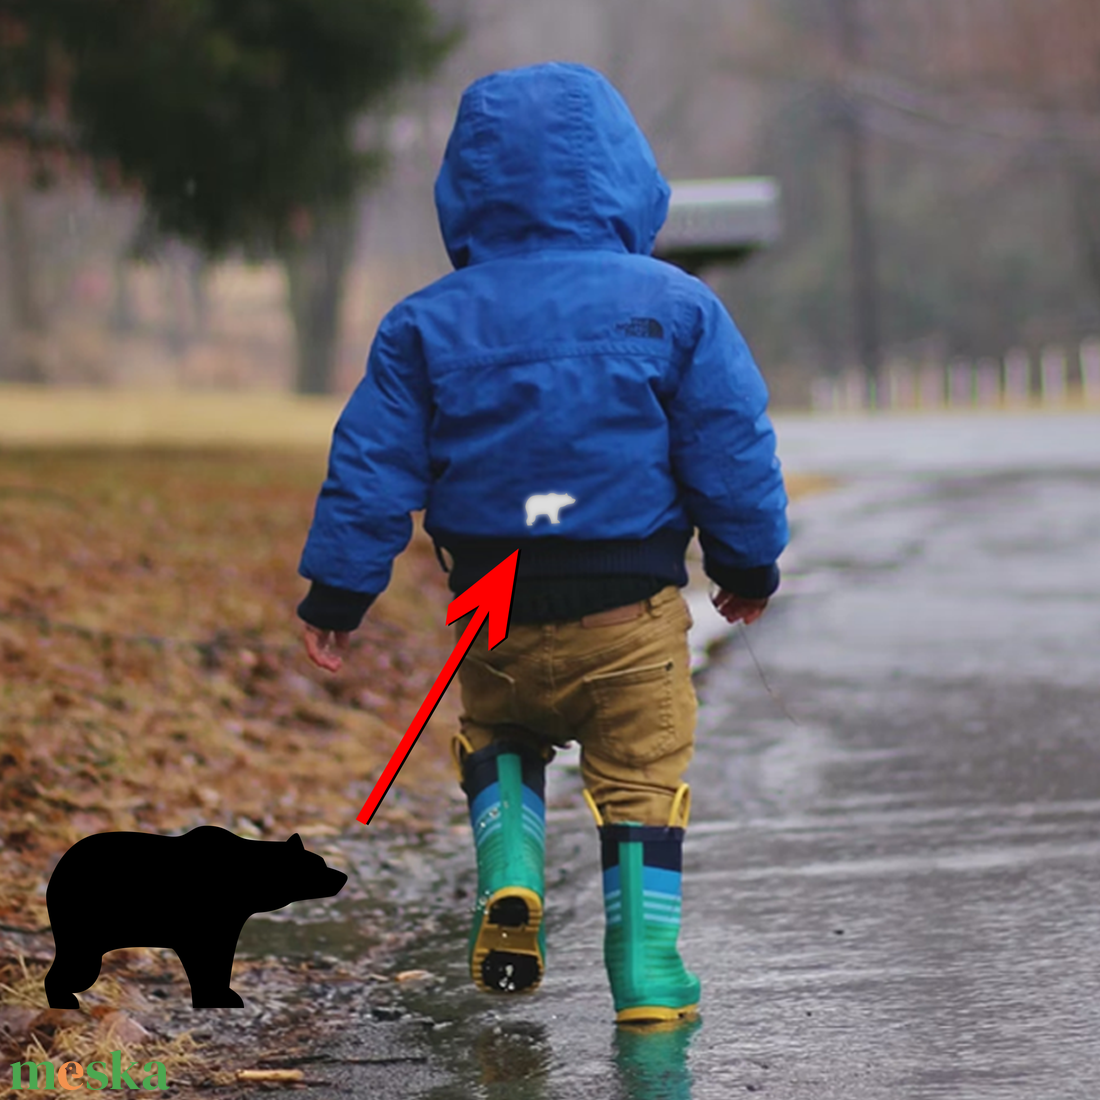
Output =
[{"x1": 299, "y1": 63, "x2": 788, "y2": 626}]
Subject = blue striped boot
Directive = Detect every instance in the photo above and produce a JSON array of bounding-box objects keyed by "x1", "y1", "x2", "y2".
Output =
[
  {"x1": 454, "y1": 734, "x2": 547, "y2": 995},
  {"x1": 585, "y1": 785, "x2": 700, "y2": 1024}
]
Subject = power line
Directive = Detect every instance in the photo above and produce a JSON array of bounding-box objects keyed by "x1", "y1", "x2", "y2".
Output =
[
  {"x1": 720, "y1": 56, "x2": 1100, "y2": 147},
  {"x1": 829, "y1": 0, "x2": 883, "y2": 397},
  {"x1": 847, "y1": 70, "x2": 1100, "y2": 145}
]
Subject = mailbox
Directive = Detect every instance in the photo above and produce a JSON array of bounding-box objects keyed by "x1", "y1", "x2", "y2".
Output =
[{"x1": 655, "y1": 177, "x2": 781, "y2": 276}]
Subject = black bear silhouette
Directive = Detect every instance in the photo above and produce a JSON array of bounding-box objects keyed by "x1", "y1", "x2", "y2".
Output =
[{"x1": 44, "y1": 826, "x2": 348, "y2": 1009}]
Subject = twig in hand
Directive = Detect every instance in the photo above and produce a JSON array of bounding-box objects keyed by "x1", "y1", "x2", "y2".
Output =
[{"x1": 738, "y1": 621, "x2": 801, "y2": 728}]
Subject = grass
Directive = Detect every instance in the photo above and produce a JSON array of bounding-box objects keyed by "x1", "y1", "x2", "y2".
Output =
[
  {"x1": 0, "y1": 387, "x2": 346, "y2": 449},
  {"x1": 0, "y1": 448, "x2": 458, "y2": 917},
  {"x1": 0, "y1": 444, "x2": 462, "y2": 1093}
]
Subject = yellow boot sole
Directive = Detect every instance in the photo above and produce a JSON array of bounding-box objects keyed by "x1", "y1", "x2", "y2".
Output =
[
  {"x1": 470, "y1": 886, "x2": 544, "y2": 995},
  {"x1": 616, "y1": 1003, "x2": 700, "y2": 1025}
]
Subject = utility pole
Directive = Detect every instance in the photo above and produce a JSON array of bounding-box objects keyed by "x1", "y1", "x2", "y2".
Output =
[{"x1": 832, "y1": 0, "x2": 883, "y2": 406}]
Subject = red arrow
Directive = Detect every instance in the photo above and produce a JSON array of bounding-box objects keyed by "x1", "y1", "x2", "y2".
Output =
[{"x1": 356, "y1": 550, "x2": 520, "y2": 825}]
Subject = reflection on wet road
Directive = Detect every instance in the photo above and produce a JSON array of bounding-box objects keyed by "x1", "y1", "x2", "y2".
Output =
[{"x1": 310, "y1": 414, "x2": 1100, "y2": 1098}]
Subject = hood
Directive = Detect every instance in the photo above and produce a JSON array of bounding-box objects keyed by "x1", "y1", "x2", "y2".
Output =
[{"x1": 435, "y1": 63, "x2": 671, "y2": 269}]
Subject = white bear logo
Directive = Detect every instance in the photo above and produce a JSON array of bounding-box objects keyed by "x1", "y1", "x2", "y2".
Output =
[{"x1": 525, "y1": 493, "x2": 576, "y2": 526}]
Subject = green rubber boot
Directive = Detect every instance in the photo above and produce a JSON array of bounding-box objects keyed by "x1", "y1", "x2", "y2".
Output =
[
  {"x1": 455, "y1": 734, "x2": 547, "y2": 995},
  {"x1": 586, "y1": 785, "x2": 700, "y2": 1024}
]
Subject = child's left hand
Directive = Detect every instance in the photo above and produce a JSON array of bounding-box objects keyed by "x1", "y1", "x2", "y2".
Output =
[
  {"x1": 711, "y1": 590, "x2": 769, "y2": 625},
  {"x1": 302, "y1": 625, "x2": 351, "y2": 673}
]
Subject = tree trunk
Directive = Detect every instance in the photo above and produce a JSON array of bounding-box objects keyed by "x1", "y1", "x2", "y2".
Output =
[
  {"x1": 284, "y1": 204, "x2": 358, "y2": 395},
  {"x1": 830, "y1": 0, "x2": 883, "y2": 406},
  {"x1": 1, "y1": 186, "x2": 47, "y2": 382},
  {"x1": 110, "y1": 253, "x2": 135, "y2": 334},
  {"x1": 1068, "y1": 158, "x2": 1100, "y2": 315}
]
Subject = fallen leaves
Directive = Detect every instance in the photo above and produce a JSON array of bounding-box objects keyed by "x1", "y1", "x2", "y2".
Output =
[
  {"x1": 92, "y1": 1009, "x2": 151, "y2": 1048},
  {"x1": 0, "y1": 995, "x2": 156, "y2": 1079},
  {"x1": 0, "y1": 1005, "x2": 42, "y2": 1043},
  {"x1": 1, "y1": 448, "x2": 457, "y2": 845},
  {"x1": 0, "y1": 448, "x2": 463, "y2": 1087}
]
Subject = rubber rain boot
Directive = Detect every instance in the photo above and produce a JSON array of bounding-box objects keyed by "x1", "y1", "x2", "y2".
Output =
[
  {"x1": 455, "y1": 734, "x2": 547, "y2": 995},
  {"x1": 585, "y1": 784, "x2": 700, "y2": 1024}
]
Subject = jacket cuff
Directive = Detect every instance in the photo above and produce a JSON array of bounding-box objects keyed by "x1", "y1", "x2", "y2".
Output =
[
  {"x1": 703, "y1": 561, "x2": 780, "y2": 600},
  {"x1": 297, "y1": 582, "x2": 376, "y2": 632}
]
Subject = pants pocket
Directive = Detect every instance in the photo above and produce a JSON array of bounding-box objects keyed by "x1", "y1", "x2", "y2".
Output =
[
  {"x1": 583, "y1": 659, "x2": 687, "y2": 768},
  {"x1": 458, "y1": 656, "x2": 519, "y2": 727}
]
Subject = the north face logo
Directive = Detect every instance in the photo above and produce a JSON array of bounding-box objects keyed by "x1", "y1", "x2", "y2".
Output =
[{"x1": 615, "y1": 317, "x2": 664, "y2": 339}]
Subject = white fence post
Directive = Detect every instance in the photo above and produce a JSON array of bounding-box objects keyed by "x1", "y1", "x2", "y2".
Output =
[
  {"x1": 975, "y1": 358, "x2": 1000, "y2": 407},
  {"x1": 1003, "y1": 349, "x2": 1030, "y2": 405},
  {"x1": 1080, "y1": 339, "x2": 1100, "y2": 404},
  {"x1": 809, "y1": 338, "x2": 1100, "y2": 415},
  {"x1": 949, "y1": 360, "x2": 973, "y2": 408},
  {"x1": 844, "y1": 369, "x2": 864, "y2": 411},
  {"x1": 811, "y1": 377, "x2": 837, "y2": 413},
  {"x1": 1040, "y1": 346, "x2": 1067, "y2": 406},
  {"x1": 918, "y1": 364, "x2": 943, "y2": 409},
  {"x1": 888, "y1": 362, "x2": 915, "y2": 409}
]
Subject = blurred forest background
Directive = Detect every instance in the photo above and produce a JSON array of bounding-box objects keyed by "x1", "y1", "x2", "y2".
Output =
[{"x1": 2, "y1": 0, "x2": 1100, "y2": 408}]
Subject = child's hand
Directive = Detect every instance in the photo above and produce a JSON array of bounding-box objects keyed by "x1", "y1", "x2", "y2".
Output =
[
  {"x1": 711, "y1": 590, "x2": 769, "y2": 625},
  {"x1": 302, "y1": 624, "x2": 351, "y2": 673}
]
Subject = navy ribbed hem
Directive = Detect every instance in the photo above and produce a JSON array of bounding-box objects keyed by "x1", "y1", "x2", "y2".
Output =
[
  {"x1": 297, "y1": 582, "x2": 376, "y2": 632},
  {"x1": 436, "y1": 528, "x2": 693, "y2": 596},
  {"x1": 703, "y1": 561, "x2": 780, "y2": 600}
]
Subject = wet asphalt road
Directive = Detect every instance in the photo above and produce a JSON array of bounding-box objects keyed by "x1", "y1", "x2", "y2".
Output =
[{"x1": 258, "y1": 412, "x2": 1100, "y2": 1099}]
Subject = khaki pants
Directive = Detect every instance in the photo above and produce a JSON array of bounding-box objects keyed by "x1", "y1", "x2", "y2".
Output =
[{"x1": 455, "y1": 585, "x2": 697, "y2": 825}]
